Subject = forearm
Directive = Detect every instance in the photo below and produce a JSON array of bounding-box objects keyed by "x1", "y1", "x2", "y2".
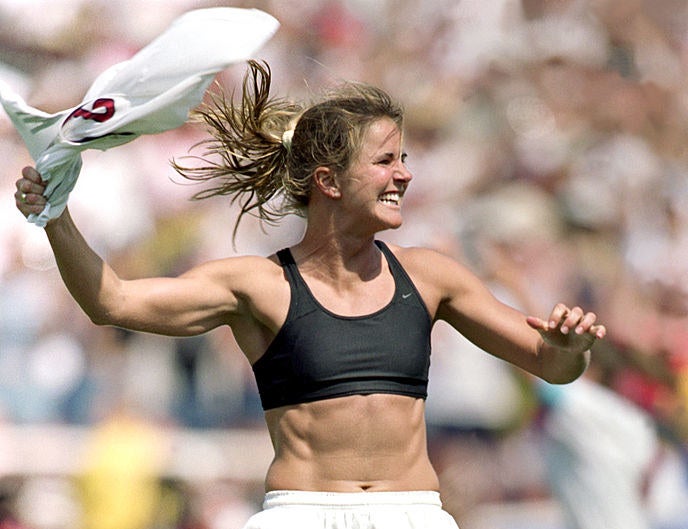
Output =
[
  {"x1": 444, "y1": 303, "x2": 592, "y2": 385},
  {"x1": 44, "y1": 209, "x2": 121, "y2": 325}
]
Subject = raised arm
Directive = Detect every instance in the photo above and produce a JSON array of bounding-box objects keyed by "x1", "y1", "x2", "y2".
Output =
[
  {"x1": 403, "y1": 247, "x2": 605, "y2": 384},
  {"x1": 14, "y1": 166, "x2": 246, "y2": 337}
]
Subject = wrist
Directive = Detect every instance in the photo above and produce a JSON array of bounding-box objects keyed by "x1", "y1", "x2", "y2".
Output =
[{"x1": 538, "y1": 340, "x2": 590, "y2": 384}]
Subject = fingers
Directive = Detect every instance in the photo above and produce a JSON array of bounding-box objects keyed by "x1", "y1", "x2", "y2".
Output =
[
  {"x1": 547, "y1": 303, "x2": 606, "y2": 339},
  {"x1": 22, "y1": 165, "x2": 43, "y2": 182},
  {"x1": 590, "y1": 324, "x2": 606, "y2": 339},
  {"x1": 15, "y1": 166, "x2": 47, "y2": 216}
]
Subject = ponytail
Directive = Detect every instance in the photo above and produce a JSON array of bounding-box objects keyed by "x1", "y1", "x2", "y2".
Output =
[{"x1": 172, "y1": 60, "x2": 303, "y2": 239}]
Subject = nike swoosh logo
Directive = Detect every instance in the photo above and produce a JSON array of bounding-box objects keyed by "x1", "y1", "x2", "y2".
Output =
[{"x1": 402, "y1": 293, "x2": 413, "y2": 299}]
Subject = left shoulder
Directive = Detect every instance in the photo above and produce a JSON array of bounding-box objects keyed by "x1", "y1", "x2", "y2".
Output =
[
  {"x1": 381, "y1": 242, "x2": 468, "y2": 277},
  {"x1": 380, "y1": 242, "x2": 481, "y2": 303}
]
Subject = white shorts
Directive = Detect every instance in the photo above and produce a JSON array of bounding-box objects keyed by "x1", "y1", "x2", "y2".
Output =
[{"x1": 241, "y1": 490, "x2": 460, "y2": 529}]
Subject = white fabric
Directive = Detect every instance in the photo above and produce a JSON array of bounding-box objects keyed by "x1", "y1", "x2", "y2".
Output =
[
  {"x1": 242, "y1": 490, "x2": 460, "y2": 529},
  {"x1": 539, "y1": 378, "x2": 658, "y2": 529},
  {"x1": 0, "y1": 7, "x2": 279, "y2": 227}
]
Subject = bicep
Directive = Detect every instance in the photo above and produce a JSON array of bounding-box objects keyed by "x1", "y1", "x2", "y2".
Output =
[
  {"x1": 431, "y1": 254, "x2": 543, "y2": 374},
  {"x1": 104, "y1": 263, "x2": 241, "y2": 336}
]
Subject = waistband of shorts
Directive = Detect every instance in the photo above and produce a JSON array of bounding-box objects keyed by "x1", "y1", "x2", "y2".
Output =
[{"x1": 263, "y1": 490, "x2": 442, "y2": 509}]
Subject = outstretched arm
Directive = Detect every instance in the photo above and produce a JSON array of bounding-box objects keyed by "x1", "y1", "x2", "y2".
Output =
[
  {"x1": 407, "y1": 247, "x2": 605, "y2": 384},
  {"x1": 15, "y1": 166, "x2": 241, "y2": 336}
]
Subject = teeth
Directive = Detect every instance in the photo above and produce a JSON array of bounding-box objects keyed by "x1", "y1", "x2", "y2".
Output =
[{"x1": 379, "y1": 192, "x2": 401, "y2": 205}]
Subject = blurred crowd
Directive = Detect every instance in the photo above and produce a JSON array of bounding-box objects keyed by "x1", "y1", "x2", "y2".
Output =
[{"x1": 2, "y1": 0, "x2": 688, "y2": 528}]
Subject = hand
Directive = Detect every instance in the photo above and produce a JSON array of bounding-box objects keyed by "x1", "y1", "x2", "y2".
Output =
[
  {"x1": 15, "y1": 166, "x2": 47, "y2": 218},
  {"x1": 526, "y1": 303, "x2": 606, "y2": 354}
]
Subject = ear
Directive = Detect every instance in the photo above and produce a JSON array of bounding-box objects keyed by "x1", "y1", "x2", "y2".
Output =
[{"x1": 313, "y1": 166, "x2": 341, "y2": 199}]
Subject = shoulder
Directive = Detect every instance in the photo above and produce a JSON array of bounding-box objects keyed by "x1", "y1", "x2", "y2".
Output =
[
  {"x1": 382, "y1": 242, "x2": 483, "y2": 305},
  {"x1": 181, "y1": 253, "x2": 285, "y2": 295},
  {"x1": 382, "y1": 242, "x2": 471, "y2": 283},
  {"x1": 183, "y1": 253, "x2": 280, "y2": 277}
]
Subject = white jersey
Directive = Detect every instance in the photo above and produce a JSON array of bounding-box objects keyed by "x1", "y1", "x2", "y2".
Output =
[{"x1": 0, "y1": 7, "x2": 279, "y2": 227}]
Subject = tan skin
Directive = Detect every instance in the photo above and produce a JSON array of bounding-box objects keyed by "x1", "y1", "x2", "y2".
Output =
[{"x1": 15, "y1": 118, "x2": 605, "y2": 493}]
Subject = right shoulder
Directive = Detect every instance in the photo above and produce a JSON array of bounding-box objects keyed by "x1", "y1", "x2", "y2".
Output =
[
  {"x1": 181, "y1": 252, "x2": 290, "y2": 324},
  {"x1": 208, "y1": 253, "x2": 292, "y2": 351},
  {"x1": 183, "y1": 253, "x2": 285, "y2": 293}
]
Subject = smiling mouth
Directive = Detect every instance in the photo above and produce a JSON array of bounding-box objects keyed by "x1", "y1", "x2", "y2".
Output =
[{"x1": 378, "y1": 192, "x2": 402, "y2": 206}]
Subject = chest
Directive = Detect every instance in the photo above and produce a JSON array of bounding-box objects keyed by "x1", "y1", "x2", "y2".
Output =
[
  {"x1": 262, "y1": 255, "x2": 433, "y2": 380},
  {"x1": 252, "y1": 289, "x2": 433, "y2": 410},
  {"x1": 250, "y1": 247, "x2": 435, "y2": 409},
  {"x1": 286, "y1": 302, "x2": 432, "y2": 379},
  {"x1": 300, "y1": 270, "x2": 396, "y2": 317}
]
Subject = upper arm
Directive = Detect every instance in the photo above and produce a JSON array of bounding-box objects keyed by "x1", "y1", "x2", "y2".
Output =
[
  {"x1": 403, "y1": 247, "x2": 545, "y2": 375},
  {"x1": 102, "y1": 256, "x2": 260, "y2": 336}
]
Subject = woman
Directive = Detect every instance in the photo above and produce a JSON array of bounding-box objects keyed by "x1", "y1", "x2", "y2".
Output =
[{"x1": 14, "y1": 61, "x2": 605, "y2": 529}]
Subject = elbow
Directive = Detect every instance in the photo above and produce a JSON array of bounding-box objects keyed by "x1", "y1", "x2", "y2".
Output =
[
  {"x1": 84, "y1": 305, "x2": 118, "y2": 327},
  {"x1": 81, "y1": 291, "x2": 124, "y2": 327},
  {"x1": 88, "y1": 313, "x2": 110, "y2": 327}
]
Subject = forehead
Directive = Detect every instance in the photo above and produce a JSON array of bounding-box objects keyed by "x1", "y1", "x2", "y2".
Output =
[{"x1": 360, "y1": 118, "x2": 402, "y2": 153}]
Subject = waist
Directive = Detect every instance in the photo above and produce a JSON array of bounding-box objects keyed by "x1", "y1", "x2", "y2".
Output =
[{"x1": 263, "y1": 490, "x2": 442, "y2": 509}]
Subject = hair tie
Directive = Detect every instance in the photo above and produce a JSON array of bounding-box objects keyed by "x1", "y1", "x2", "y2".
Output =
[{"x1": 281, "y1": 128, "x2": 294, "y2": 152}]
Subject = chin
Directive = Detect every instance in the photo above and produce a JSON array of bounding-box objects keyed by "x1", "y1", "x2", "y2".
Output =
[
  {"x1": 383, "y1": 216, "x2": 404, "y2": 231},
  {"x1": 371, "y1": 206, "x2": 404, "y2": 231}
]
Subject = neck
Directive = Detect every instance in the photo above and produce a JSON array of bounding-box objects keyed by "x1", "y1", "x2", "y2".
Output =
[{"x1": 292, "y1": 224, "x2": 382, "y2": 283}]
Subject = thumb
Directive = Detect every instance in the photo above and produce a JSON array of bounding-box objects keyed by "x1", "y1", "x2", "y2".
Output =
[{"x1": 526, "y1": 315, "x2": 548, "y2": 332}]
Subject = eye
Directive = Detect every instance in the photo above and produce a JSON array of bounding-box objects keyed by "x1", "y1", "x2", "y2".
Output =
[{"x1": 376, "y1": 152, "x2": 407, "y2": 165}]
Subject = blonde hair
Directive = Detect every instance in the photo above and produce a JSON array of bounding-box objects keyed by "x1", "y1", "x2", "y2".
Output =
[{"x1": 173, "y1": 60, "x2": 404, "y2": 239}]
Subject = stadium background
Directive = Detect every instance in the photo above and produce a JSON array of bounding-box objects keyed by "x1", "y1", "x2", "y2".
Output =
[{"x1": 1, "y1": 0, "x2": 688, "y2": 528}]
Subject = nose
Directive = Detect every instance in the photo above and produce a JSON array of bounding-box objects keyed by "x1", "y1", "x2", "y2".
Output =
[{"x1": 394, "y1": 161, "x2": 413, "y2": 184}]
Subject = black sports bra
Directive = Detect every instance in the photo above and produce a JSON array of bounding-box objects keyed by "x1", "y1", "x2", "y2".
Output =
[{"x1": 252, "y1": 240, "x2": 432, "y2": 410}]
